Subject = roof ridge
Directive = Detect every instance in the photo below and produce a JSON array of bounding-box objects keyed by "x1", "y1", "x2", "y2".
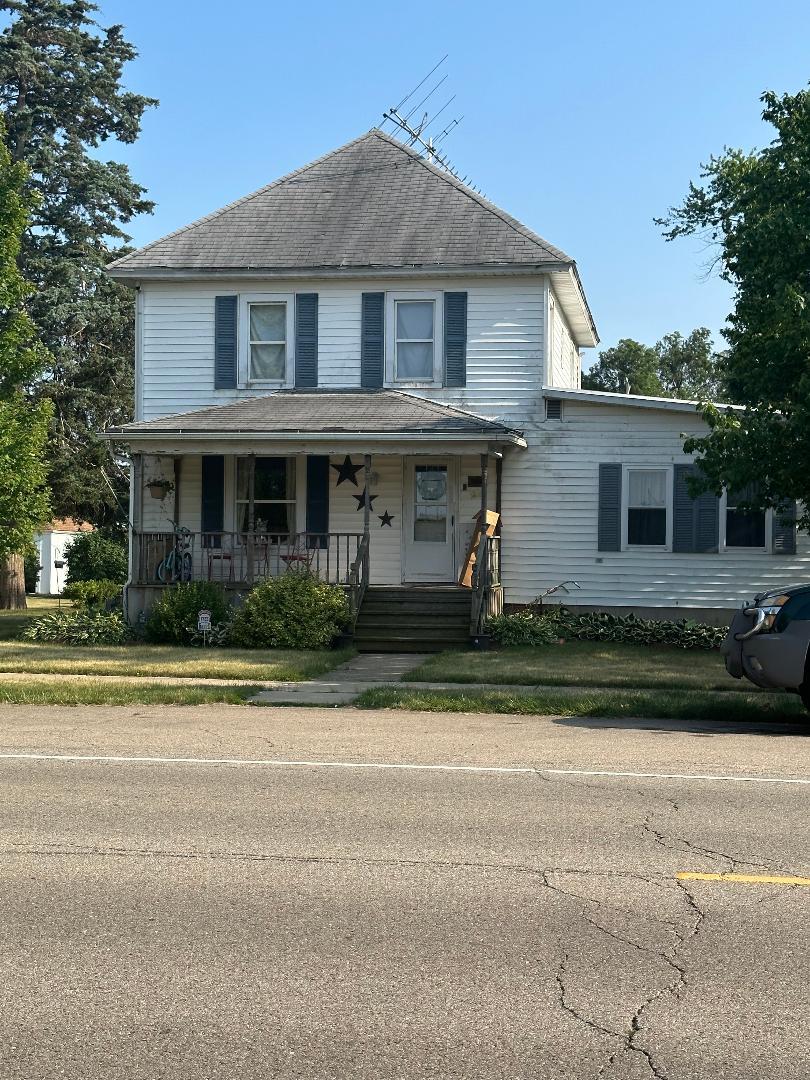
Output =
[{"x1": 108, "y1": 130, "x2": 382, "y2": 271}]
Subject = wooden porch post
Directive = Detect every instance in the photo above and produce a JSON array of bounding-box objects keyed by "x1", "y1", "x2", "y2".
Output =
[
  {"x1": 246, "y1": 454, "x2": 256, "y2": 585},
  {"x1": 131, "y1": 452, "x2": 143, "y2": 584},
  {"x1": 173, "y1": 456, "x2": 182, "y2": 526},
  {"x1": 495, "y1": 453, "x2": 503, "y2": 536},
  {"x1": 480, "y1": 452, "x2": 489, "y2": 520},
  {"x1": 363, "y1": 454, "x2": 372, "y2": 537}
]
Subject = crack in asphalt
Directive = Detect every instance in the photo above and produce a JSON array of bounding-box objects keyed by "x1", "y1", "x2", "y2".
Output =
[{"x1": 539, "y1": 794, "x2": 734, "y2": 1080}]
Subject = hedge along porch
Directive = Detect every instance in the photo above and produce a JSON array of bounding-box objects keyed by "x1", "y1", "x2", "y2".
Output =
[{"x1": 110, "y1": 390, "x2": 526, "y2": 625}]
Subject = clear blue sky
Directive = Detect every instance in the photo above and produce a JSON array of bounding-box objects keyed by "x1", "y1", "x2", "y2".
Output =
[{"x1": 97, "y1": 0, "x2": 810, "y2": 362}]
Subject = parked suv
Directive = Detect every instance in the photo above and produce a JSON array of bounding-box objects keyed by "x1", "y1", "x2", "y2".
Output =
[{"x1": 722, "y1": 584, "x2": 810, "y2": 711}]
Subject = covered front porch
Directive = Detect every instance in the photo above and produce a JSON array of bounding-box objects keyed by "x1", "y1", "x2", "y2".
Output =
[{"x1": 110, "y1": 391, "x2": 525, "y2": 638}]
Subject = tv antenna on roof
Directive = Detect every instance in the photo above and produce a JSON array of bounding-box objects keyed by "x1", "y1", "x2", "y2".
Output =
[{"x1": 381, "y1": 57, "x2": 483, "y2": 195}]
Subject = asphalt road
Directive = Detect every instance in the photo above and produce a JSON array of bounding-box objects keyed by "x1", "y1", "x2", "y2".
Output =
[{"x1": 0, "y1": 704, "x2": 808, "y2": 1079}]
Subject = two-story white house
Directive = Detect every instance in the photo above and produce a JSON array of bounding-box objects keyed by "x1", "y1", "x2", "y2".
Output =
[{"x1": 106, "y1": 129, "x2": 809, "y2": 649}]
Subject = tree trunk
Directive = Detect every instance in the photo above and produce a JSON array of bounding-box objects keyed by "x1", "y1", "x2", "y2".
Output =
[{"x1": 0, "y1": 554, "x2": 27, "y2": 610}]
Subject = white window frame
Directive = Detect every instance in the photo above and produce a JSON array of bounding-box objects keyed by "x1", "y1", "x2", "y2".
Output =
[
  {"x1": 239, "y1": 292, "x2": 295, "y2": 388},
  {"x1": 720, "y1": 490, "x2": 771, "y2": 553},
  {"x1": 385, "y1": 290, "x2": 443, "y2": 387},
  {"x1": 621, "y1": 465, "x2": 673, "y2": 551},
  {"x1": 234, "y1": 455, "x2": 298, "y2": 540}
]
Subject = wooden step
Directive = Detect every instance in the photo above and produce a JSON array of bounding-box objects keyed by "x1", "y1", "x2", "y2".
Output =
[{"x1": 352, "y1": 585, "x2": 472, "y2": 652}]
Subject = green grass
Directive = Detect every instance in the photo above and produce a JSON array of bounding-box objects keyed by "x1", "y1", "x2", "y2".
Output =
[
  {"x1": 0, "y1": 597, "x2": 68, "y2": 640},
  {"x1": 406, "y1": 641, "x2": 749, "y2": 692},
  {"x1": 0, "y1": 679, "x2": 261, "y2": 706},
  {"x1": 0, "y1": 642, "x2": 354, "y2": 681},
  {"x1": 355, "y1": 685, "x2": 808, "y2": 724}
]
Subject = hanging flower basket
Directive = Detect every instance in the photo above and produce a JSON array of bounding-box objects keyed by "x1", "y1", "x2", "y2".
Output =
[{"x1": 145, "y1": 478, "x2": 173, "y2": 500}]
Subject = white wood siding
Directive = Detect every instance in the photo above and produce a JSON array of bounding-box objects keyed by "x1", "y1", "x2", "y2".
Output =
[
  {"x1": 547, "y1": 289, "x2": 580, "y2": 390},
  {"x1": 138, "y1": 277, "x2": 547, "y2": 425},
  {"x1": 500, "y1": 401, "x2": 810, "y2": 610}
]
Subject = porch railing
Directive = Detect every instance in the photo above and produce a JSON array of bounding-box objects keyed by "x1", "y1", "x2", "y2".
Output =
[
  {"x1": 134, "y1": 531, "x2": 364, "y2": 587},
  {"x1": 470, "y1": 535, "x2": 503, "y2": 638},
  {"x1": 346, "y1": 532, "x2": 370, "y2": 630}
]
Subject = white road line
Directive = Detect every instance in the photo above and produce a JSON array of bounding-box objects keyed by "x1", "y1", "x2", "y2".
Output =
[
  {"x1": 0, "y1": 752, "x2": 536, "y2": 775},
  {"x1": 0, "y1": 751, "x2": 808, "y2": 785},
  {"x1": 546, "y1": 768, "x2": 810, "y2": 785}
]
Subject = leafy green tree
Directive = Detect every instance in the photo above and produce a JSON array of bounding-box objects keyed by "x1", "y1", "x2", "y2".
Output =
[
  {"x1": 0, "y1": 118, "x2": 51, "y2": 609},
  {"x1": 658, "y1": 87, "x2": 810, "y2": 527},
  {"x1": 582, "y1": 339, "x2": 663, "y2": 395},
  {"x1": 0, "y1": 0, "x2": 156, "y2": 528},
  {"x1": 655, "y1": 328, "x2": 726, "y2": 399}
]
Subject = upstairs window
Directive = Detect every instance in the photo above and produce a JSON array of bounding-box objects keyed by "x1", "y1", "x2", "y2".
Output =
[
  {"x1": 249, "y1": 302, "x2": 287, "y2": 381},
  {"x1": 725, "y1": 488, "x2": 766, "y2": 549},
  {"x1": 626, "y1": 468, "x2": 669, "y2": 547},
  {"x1": 395, "y1": 299, "x2": 435, "y2": 381}
]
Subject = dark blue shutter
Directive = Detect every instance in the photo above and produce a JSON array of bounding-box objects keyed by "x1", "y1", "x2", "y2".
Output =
[
  {"x1": 306, "y1": 456, "x2": 330, "y2": 549},
  {"x1": 598, "y1": 464, "x2": 622, "y2": 551},
  {"x1": 361, "y1": 292, "x2": 385, "y2": 389},
  {"x1": 673, "y1": 464, "x2": 719, "y2": 553},
  {"x1": 214, "y1": 296, "x2": 238, "y2": 389},
  {"x1": 295, "y1": 293, "x2": 318, "y2": 388},
  {"x1": 444, "y1": 291, "x2": 468, "y2": 388},
  {"x1": 201, "y1": 456, "x2": 225, "y2": 548},
  {"x1": 772, "y1": 501, "x2": 797, "y2": 554}
]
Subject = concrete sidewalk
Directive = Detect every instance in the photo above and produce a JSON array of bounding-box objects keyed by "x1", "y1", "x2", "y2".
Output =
[{"x1": 251, "y1": 653, "x2": 431, "y2": 705}]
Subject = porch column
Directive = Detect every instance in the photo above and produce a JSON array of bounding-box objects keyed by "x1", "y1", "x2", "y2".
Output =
[
  {"x1": 363, "y1": 454, "x2": 372, "y2": 537},
  {"x1": 131, "y1": 452, "x2": 143, "y2": 585},
  {"x1": 246, "y1": 454, "x2": 256, "y2": 585},
  {"x1": 480, "y1": 452, "x2": 489, "y2": 520},
  {"x1": 173, "y1": 456, "x2": 182, "y2": 527},
  {"x1": 495, "y1": 453, "x2": 503, "y2": 536}
]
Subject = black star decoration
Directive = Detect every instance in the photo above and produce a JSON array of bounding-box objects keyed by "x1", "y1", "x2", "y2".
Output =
[
  {"x1": 352, "y1": 488, "x2": 377, "y2": 512},
  {"x1": 330, "y1": 455, "x2": 362, "y2": 487},
  {"x1": 378, "y1": 511, "x2": 394, "y2": 527}
]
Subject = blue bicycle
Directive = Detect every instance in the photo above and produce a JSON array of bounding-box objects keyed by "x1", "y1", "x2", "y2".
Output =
[{"x1": 156, "y1": 524, "x2": 193, "y2": 583}]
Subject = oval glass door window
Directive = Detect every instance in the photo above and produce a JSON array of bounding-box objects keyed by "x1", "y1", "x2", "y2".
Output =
[{"x1": 414, "y1": 465, "x2": 448, "y2": 542}]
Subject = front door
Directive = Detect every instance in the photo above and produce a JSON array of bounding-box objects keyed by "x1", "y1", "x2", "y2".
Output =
[{"x1": 403, "y1": 459, "x2": 455, "y2": 582}]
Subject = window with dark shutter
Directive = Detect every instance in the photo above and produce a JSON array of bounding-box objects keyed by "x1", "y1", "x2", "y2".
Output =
[
  {"x1": 306, "y1": 456, "x2": 330, "y2": 549},
  {"x1": 214, "y1": 296, "x2": 238, "y2": 390},
  {"x1": 673, "y1": 464, "x2": 719, "y2": 553},
  {"x1": 361, "y1": 292, "x2": 385, "y2": 389},
  {"x1": 597, "y1": 463, "x2": 622, "y2": 552},
  {"x1": 444, "y1": 291, "x2": 467, "y2": 387},
  {"x1": 295, "y1": 294, "x2": 318, "y2": 388},
  {"x1": 201, "y1": 456, "x2": 225, "y2": 548}
]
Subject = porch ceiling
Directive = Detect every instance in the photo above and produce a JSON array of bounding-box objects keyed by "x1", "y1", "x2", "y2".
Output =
[{"x1": 104, "y1": 390, "x2": 527, "y2": 448}]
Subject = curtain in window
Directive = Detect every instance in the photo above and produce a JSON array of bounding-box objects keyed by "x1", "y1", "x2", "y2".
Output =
[{"x1": 628, "y1": 470, "x2": 666, "y2": 507}]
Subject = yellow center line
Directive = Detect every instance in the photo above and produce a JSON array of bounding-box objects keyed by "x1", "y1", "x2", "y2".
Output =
[{"x1": 677, "y1": 872, "x2": 810, "y2": 886}]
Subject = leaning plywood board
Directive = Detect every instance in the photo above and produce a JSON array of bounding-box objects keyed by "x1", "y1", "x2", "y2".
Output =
[{"x1": 458, "y1": 510, "x2": 500, "y2": 588}]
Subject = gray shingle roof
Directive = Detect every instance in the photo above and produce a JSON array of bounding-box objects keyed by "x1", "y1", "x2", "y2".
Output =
[
  {"x1": 108, "y1": 390, "x2": 525, "y2": 442},
  {"x1": 108, "y1": 130, "x2": 573, "y2": 275}
]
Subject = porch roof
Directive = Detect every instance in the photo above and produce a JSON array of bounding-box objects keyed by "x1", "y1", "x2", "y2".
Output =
[{"x1": 105, "y1": 390, "x2": 526, "y2": 447}]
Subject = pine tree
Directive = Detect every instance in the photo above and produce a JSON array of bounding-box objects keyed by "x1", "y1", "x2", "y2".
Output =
[
  {"x1": 0, "y1": 0, "x2": 157, "y2": 529},
  {"x1": 0, "y1": 118, "x2": 51, "y2": 609}
]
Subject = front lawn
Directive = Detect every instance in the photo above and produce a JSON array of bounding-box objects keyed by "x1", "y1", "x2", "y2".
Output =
[
  {"x1": 406, "y1": 641, "x2": 747, "y2": 692},
  {"x1": 355, "y1": 685, "x2": 807, "y2": 723},
  {"x1": 0, "y1": 642, "x2": 354, "y2": 681},
  {"x1": 0, "y1": 597, "x2": 69, "y2": 641},
  {"x1": 0, "y1": 678, "x2": 260, "y2": 706}
]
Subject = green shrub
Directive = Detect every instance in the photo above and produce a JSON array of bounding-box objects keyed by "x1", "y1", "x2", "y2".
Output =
[
  {"x1": 22, "y1": 609, "x2": 131, "y2": 646},
  {"x1": 488, "y1": 607, "x2": 725, "y2": 650},
  {"x1": 230, "y1": 571, "x2": 350, "y2": 649},
  {"x1": 63, "y1": 579, "x2": 122, "y2": 609},
  {"x1": 145, "y1": 581, "x2": 230, "y2": 645},
  {"x1": 487, "y1": 610, "x2": 562, "y2": 646},
  {"x1": 64, "y1": 532, "x2": 128, "y2": 585}
]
